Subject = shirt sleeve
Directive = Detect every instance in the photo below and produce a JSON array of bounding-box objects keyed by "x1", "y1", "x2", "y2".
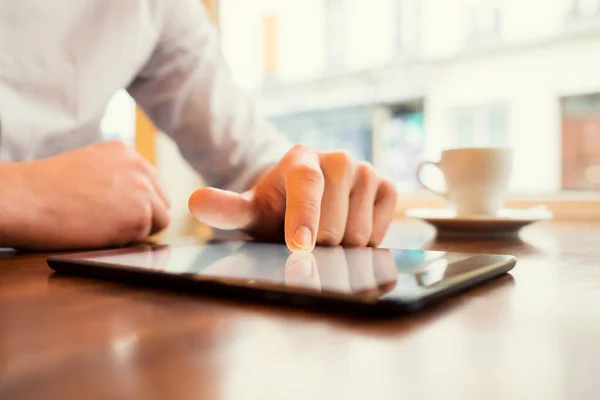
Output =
[{"x1": 127, "y1": 0, "x2": 293, "y2": 192}]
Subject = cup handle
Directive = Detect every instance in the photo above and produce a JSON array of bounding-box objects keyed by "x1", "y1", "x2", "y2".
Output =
[{"x1": 416, "y1": 161, "x2": 447, "y2": 198}]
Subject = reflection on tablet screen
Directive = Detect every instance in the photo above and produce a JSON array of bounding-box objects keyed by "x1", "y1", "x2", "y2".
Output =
[{"x1": 84, "y1": 242, "x2": 505, "y2": 301}]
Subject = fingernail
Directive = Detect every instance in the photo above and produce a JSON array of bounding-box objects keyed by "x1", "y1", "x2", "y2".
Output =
[{"x1": 292, "y1": 226, "x2": 313, "y2": 251}]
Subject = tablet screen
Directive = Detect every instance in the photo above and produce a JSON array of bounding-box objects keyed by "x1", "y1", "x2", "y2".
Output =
[{"x1": 78, "y1": 242, "x2": 514, "y2": 301}]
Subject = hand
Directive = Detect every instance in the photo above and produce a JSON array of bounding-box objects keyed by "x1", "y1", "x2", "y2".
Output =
[
  {"x1": 4, "y1": 141, "x2": 170, "y2": 250},
  {"x1": 189, "y1": 145, "x2": 398, "y2": 251}
]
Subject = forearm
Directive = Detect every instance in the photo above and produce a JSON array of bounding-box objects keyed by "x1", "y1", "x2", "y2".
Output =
[{"x1": 0, "y1": 163, "x2": 35, "y2": 249}]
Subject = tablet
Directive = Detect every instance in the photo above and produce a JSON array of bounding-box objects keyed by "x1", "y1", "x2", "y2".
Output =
[{"x1": 47, "y1": 242, "x2": 516, "y2": 315}]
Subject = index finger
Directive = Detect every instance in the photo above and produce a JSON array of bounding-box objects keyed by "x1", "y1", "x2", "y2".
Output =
[{"x1": 282, "y1": 146, "x2": 325, "y2": 252}]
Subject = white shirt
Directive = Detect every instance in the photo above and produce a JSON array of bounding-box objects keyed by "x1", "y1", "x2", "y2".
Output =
[{"x1": 0, "y1": 0, "x2": 292, "y2": 192}]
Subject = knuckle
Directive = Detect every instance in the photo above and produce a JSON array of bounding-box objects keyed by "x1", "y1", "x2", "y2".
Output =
[
  {"x1": 291, "y1": 164, "x2": 325, "y2": 186},
  {"x1": 154, "y1": 213, "x2": 171, "y2": 233},
  {"x1": 131, "y1": 175, "x2": 152, "y2": 193},
  {"x1": 163, "y1": 213, "x2": 172, "y2": 227},
  {"x1": 289, "y1": 199, "x2": 321, "y2": 216},
  {"x1": 379, "y1": 179, "x2": 398, "y2": 199},
  {"x1": 128, "y1": 152, "x2": 147, "y2": 167},
  {"x1": 322, "y1": 151, "x2": 355, "y2": 180},
  {"x1": 125, "y1": 203, "x2": 152, "y2": 240},
  {"x1": 331, "y1": 150, "x2": 353, "y2": 165},
  {"x1": 137, "y1": 155, "x2": 154, "y2": 170},
  {"x1": 137, "y1": 159, "x2": 156, "y2": 178},
  {"x1": 135, "y1": 203, "x2": 153, "y2": 227},
  {"x1": 103, "y1": 140, "x2": 128, "y2": 152},
  {"x1": 325, "y1": 151, "x2": 353, "y2": 168},
  {"x1": 287, "y1": 144, "x2": 317, "y2": 160},
  {"x1": 291, "y1": 143, "x2": 309, "y2": 153},
  {"x1": 355, "y1": 162, "x2": 376, "y2": 183},
  {"x1": 356, "y1": 161, "x2": 374, "y2": 176}
]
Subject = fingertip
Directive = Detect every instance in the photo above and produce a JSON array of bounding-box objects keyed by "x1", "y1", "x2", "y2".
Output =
[
  {"x1": 188, "y1": 187, "x2": 211, "y2": 212},
  {"x1": 188, "y1": 187, "x2": 222, "y2": 214},
  {"x1": 286, "y1": 226, "x2": 315, "y2": 252},
  {"x1": 286, "y1": 239, "x2": 314, "y2": 253},
  {"x1": 188, "y1": 189, "x2": 202, "y2": 212}
]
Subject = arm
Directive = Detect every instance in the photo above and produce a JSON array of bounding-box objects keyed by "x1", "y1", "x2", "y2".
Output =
[
  {"x1": 0, "y1": 163, "x2": 29, "y2": 248},
  {"x1": 127, "y1": 0, "x2": 292, "y2": 193}
]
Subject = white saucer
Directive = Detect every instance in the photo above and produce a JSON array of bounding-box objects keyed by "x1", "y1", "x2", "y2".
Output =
[{"x1": 405, "y1": 206, "x2": 553, "y2": 239}]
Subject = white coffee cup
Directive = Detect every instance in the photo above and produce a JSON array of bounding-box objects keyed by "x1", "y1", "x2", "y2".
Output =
[{"x1": 416, "y1": 147, "x2": 513, "y2": 217}]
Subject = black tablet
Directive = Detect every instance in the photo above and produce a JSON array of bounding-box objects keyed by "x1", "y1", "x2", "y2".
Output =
[{"x1": 47, "y1": 242, "x2": 516, "y2": 315}]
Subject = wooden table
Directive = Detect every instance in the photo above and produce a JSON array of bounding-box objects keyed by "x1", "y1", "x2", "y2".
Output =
[{"x1": 1, "y1": 219, "x2": 599, "y2": 400}]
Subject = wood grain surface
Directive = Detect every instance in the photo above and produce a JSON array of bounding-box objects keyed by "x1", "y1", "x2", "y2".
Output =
[{"x1": 1, "y1": 219, "x2": 599, "y2": 400}]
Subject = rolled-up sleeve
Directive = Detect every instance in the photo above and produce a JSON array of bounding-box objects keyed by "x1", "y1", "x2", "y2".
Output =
[{"x1": 127, "y1": 0, "x2": 293, "y2": 192}]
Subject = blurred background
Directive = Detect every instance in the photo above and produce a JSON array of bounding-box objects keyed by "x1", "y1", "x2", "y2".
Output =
[{"x1": 101, "y1": 0, "x2": 600, "y2": 238}]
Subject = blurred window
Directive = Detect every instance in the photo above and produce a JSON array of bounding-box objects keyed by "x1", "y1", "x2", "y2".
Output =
[
  {"x1": 324, "y1": 0, "x2": 347, "y2": 72},
  {"x1": 572, "y1": 0, "x2": 600, "y2": 18},
  {"x1": 395, "y1": 0, "x2": 421, "y2": 54},
  {"x1": 465, "y1": 0, "x2": 501, "y2": 41},
  {"x1": 452, "y1": 104, "x2": 508, "y2": 148},
  {"x1": 561, "y1": 94, "x2": 600, "y2": 191}
]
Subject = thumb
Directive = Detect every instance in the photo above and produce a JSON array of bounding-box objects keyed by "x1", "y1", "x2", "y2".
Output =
[{"x1": 189, "y1": 187, "x2": 255, "y2": 230}]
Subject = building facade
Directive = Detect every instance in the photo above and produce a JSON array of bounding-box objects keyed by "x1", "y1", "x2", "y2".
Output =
[{"x1": 220, "y1": 0, "x2": 600, "y2": 194}]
